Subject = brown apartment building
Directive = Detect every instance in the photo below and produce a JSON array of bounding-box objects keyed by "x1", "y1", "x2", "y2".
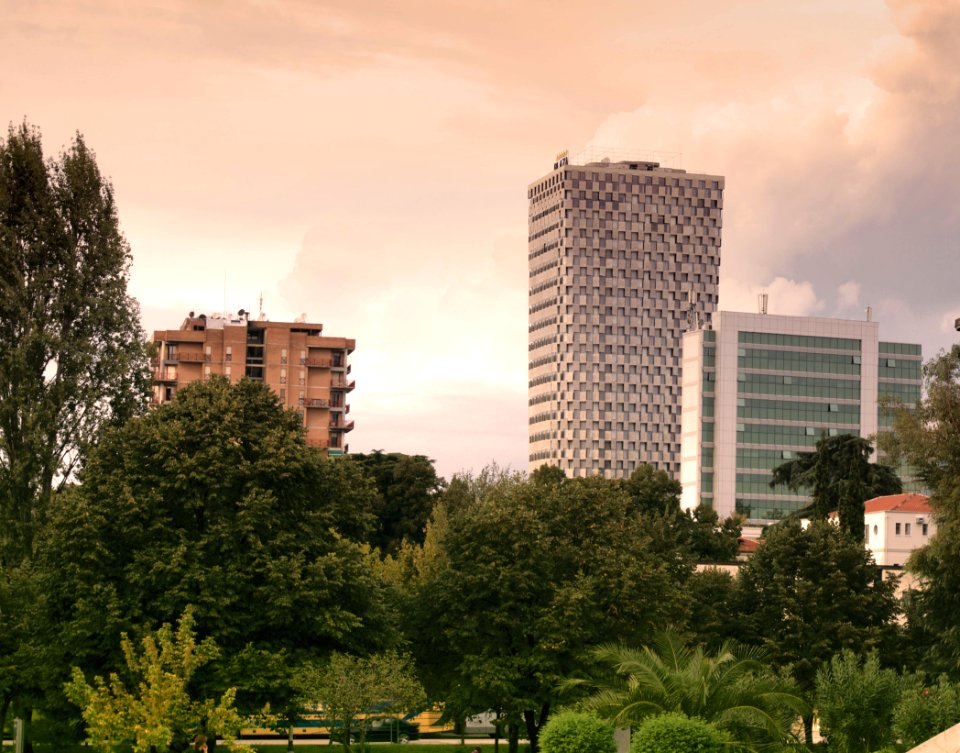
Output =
[{"x1": 152, "y1": 311, "x2": 355, "y2": 455}]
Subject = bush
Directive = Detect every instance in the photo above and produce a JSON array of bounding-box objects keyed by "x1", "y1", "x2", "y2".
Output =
[
  {"x1": 630, "y1": 712, "x2": 723, "y2": 753},
  {"x1": 539, "y1": 710, "x2": 616, "y2": 753},
  {"x1": 894, "y1": 675, "x2": 960, "y2": 749},
  {"x1": 815, "y1": 650, "x2": 901, "y2": 753}
]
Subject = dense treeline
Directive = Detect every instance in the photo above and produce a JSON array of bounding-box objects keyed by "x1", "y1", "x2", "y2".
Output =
[{"x1": 5, "y1": 123, "x2": 960, "y2": 753}]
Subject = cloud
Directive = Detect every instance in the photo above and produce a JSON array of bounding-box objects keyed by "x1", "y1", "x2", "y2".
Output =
[{"x1": 591, "y1": 0, "x2": 960, "y2": 357}]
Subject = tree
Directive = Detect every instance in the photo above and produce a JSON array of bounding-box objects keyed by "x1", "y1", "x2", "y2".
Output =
[
  {"x1": 65, "y1": 609, "x2": 243, "y2": 753},
  {"x1": 570, "y1": 631, "x2": 806, "y2": 751},
  {"x1": 350, "y1": 451, "x2": 445, "y2": 554},
  {"x1": 0, "y1": 121, "x2": 151, "y2": 749},
  {"x1": 815, "y1": 650, "x2": 901, "y2": 753},
  {"x1": 28, "y1": 377, "x2": 394, "y2": 727},
  {"x1": 770, "y1": 434, "x2": 901, "y2": 539},
  {"x1": 298, "y1": 650, "x2": 425, "y2": 751},
  {"x1": 881, "y1": 345, "x2": 960, "y2": 675},
  {"x1": 623, "y1": 464, "x2": 682, "y2": 516},
  {"x1": 735, "y1": 519, "x2": 901, "y2": 742},
  {"x1": 402, "y1": 473, "x2": 689, "y2": 753},
  {"x1": 0, "y1": 122, "x2": 150, "y2": 565}
]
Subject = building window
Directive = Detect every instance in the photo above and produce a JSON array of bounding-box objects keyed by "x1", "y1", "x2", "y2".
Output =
[
  {"x1": 895, "y1": 522, "x2": 901, "y2": 535},
  {"x1": 922, "y1": 523, "x2": 929, "y2": 536},
  {"x1": 905, "y1": 523, "x2": 911, "y2": 535},
  {"x1": 225, "y1": 346, "x2": 232, "y2": 362}
]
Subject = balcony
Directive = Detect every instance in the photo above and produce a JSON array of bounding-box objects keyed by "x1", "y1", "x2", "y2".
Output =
[
  {"x1": 329, "y1": 419, "x2": 355, "y2": 432},
  {"x1": 174, "y1": 351, "x2": 207, "y2": 362},
  {"x1": 330, "y1": 380, "x2": 356, "y2": 392},
  {"x1": 305, "y1": 398, "x2": 330, "y2": 408},
  {"x1": 305, "y1": 437, "x2": 329, "y2": 449},
  {"x1": 302, "y1": 357, "x2": 332, "y2": 368}
]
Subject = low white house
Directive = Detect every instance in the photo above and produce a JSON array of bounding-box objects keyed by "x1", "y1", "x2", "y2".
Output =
[{"x1": 862, "y1": 493, "x2": 935, "y2": 566}]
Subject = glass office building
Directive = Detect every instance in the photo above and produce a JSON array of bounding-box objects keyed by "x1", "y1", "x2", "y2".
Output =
[{"x1": 680, "y1": 311, "x2": 921, "y2": 526}]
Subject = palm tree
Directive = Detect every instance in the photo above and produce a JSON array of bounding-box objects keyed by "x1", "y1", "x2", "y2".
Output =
[{"x1": 566, "y1": 631, "x2": 807, "y2": 752}]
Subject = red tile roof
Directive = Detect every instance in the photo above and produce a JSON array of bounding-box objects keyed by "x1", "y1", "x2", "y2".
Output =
[
  {"x1": 863, "y1": 493, "x2": 931, "y2": 515},
  {"x1": 738, "y1": 537, "x2": 760, "y2": 553}
]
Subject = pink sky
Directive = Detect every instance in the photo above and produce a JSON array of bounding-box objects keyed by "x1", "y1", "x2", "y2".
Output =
[{"x1": 3, "y1": 0, "x2": 958, "y2": 479}]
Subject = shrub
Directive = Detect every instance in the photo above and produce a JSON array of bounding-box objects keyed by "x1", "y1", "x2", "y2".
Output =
[
  {"x1": 893, "y1": 675, "x2": 960, "y2": 749},
  {"x1": 539, "y1": 710, "x2": 616, "y2": 753},
  {"x1": 630, "y1": 712, "x2": 723, "y2": 753},
  {"x1": 815, "y1": 650, "x2": 901, "y2": 753}
]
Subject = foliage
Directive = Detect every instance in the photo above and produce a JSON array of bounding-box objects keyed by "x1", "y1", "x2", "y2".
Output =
[
  {"x1": 64, "y1": 610, "x2": 242, "y2": 753},
  {"x1": 401, "y1": 472, "x2": 687, "y2": 753},
  {"x1": 623, "y1": 464, "x2": 682, "y2": 516},
  {"x1": 770, "y1": 435, "x2": 901, "y2": 538},
  {"x1": 735, "y1": 520, "x2": 900, "y2": 741},
  {"x1": 814, "y1": 650, "x2": 901, "y2": 753},
  {"x1": 882, "y1": 345, "x2": 960, "y2": 675},
  {"x1": 350, "y1": 451, "x2": 445, "y2": 554},
  {"x1": 29, "y1": 377, "x2": 394, "y2": 721},
  {"x1": 892, "y1": 674, "x2": 960, "y2": 750},
  {"x1": 0, "y1": 123, "x2": 151, "y2": 566},
  {"x1": 537, "y1": 710, "x2": 615, "y2": 753},
  {"x1": 630, "y1": 712, "x2": 724, "y2": 753},
  {"x1": 570, "y1": 631, "x2": 805, "y2": 751},
  {"x1": 685, "y1": 568, "x2": 741, "y2": 651},
  {"x1": 297, "y1": 650, "x2": 425, "y2": 752}
]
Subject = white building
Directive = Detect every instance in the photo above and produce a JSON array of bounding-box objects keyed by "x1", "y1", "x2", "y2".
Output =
[
  {"x1": 527, "y1": 152, "x2": 724, "y2": 477},
  {"x1": 680, "y1": 310, "x2": 922, "y2": 527},
  {"x1": 862, "y1": 493, "x2": 935, "y2": 566}
]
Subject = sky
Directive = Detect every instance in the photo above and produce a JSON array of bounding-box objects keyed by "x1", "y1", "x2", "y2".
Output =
[{"x1": 3, "y1": 0, "x2": 959, "y2": 480}]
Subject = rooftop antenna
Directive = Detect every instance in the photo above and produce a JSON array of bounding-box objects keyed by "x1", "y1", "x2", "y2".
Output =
[
  {"x1": 258, "y1": 292, "x2": 266, "y2": 321},
  {"x1": 758, "y1": 292, "x2": 769, "y2": 315}
]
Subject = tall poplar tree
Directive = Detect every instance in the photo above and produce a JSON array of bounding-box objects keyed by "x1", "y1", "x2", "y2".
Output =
[
  {"x1": 0, "y1": 122, "x2": 150, "y2": 743},
  {"x1": 0, "y1": 122, "x2": 150, "y2": 565}
]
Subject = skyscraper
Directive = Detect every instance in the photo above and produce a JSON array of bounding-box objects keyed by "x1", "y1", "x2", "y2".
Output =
[{"x1": 528, "y1": 152, "x2": 724, "y2": 477}]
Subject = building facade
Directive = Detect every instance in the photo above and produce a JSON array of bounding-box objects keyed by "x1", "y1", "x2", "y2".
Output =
[
  {"x1": 152, "y1": 312, "x2": 355, "y2": 455},
  {"x1": 528, "y1": 153, "x2": 724, "y2": 477},
  {"x1": 860, "y1": 493, "x2": 934, "y2": 566},
  {"x1": 680, "y1": 311, "x2": 921, "y2": 526}
]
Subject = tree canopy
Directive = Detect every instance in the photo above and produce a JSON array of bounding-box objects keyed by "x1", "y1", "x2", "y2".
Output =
[
  {"x1": 770, "y1": 434, "x2": 901, "y2": 538},
  {"x1": 735, "y1": 519, "x2": 900, "y2": 741},
  {"x1": 349, "y1": 451, "x2": 445, "y2": 554},
  {"x1": 28, "y1": 377, "x2": 394, "y2": 722},
  {"x1": 0, "y1": 122, "x2": 151, "y2": 565},
  {"x1": 402, "y1": 472, "x2": 689, "y2": 753},
  {"x1": 882, "y1": 344, "x2": 960, "y2": 675}
]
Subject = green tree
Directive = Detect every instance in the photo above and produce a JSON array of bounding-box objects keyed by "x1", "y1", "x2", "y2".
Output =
[
  {"x1": 570, "y1": 631, "x2": 805, "y2": 751},
  {"x1": 65, "y1": 609, "x2": 242, "y2": 753},
  {"x1": 298, "y1": 650, "x2": 425, "y2": 752},
  {"x1": 815, "y1": 650, "x2": 901, "y2": 753},
  {"x1": 403, "y1": 473, "x2": 687, "y2": 753},
  {"x1": 29, "y1": 378, "x2": 394, "y2": 726},
  {"x1": 350, "y1": 451, "x2": 445, "y2": 554},
  {"x1": 735, "y1": 520, "x2": 901, "y2": 742},
  {"x1": 770, "y1": 434, "x2": 901, "y2": 539},
  {"x1": 893, "y1": 674, "x2": 960, "y2": 749},
  {"x1": 538, "y1": 710, "x2": 615, "y2": 753},
  {"x1": 881, "y1": 345, "x2": 960, "y2": 675},
  {"x1": 0, "y1": 121, "x2": 151, "y2": 747},
  {"x1": 630, "y1": 712, "x2": 725, "y2": 753},
  {"x1": 623, "y1": 464, "x2": 682, "y2": 516}
]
